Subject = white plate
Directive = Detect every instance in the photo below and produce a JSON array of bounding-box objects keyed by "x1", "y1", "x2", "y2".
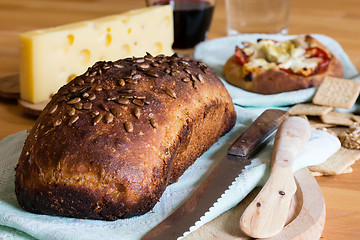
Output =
[{"x1": 194, "y1": 34, "x2": 359, "y2": 107}]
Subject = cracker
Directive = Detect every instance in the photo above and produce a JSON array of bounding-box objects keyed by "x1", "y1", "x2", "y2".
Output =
[
  {"x1": 325, "y1": 127, "x2": 348, "y2": 137},
  {"x1": 352, "y1": 115, "x2": 360, "y2": 124},
  {"x1": 341, "y1": 167, "x2": 353, "y2": 174},
  {"x1": 320, "y1": 111, "x2": 354, "y2": 126},
  {"x1": 297, "y1": 115, "x2": 308, "y2": 120},
  {"x1": 308, "y1": 117, "x2": 336, "y2": 129},
  {"x1": 288, "y1": 103, "x2": 333, "y2": 116},
  {"x1": 308, "y1": 147, "x2": 360, "y2": 175},
  {"x1": 310, "y1": 171, "x2": 324, "y2": 177},
  {"x1": 312, "y1": 76, "x2": 360, "y2": 109},
  {"x1": 310, "y1": 167, "x2": 353, "y2": 176}
]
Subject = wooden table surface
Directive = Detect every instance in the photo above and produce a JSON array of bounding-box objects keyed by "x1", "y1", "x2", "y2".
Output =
[{"x1": 0, "y1": 0, "x2": 359, "y2": 239}]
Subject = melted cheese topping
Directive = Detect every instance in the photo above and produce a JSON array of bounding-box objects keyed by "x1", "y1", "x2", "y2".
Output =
[
  {"x1": 242, "y1": 38, "x2": 322, "y2": 75},
  {"x1": 279, "y1": 57, "x2": 322, "y2": 76},
  {"x1": 244, "y1": 58, "x2": 276, "y2": 71}
]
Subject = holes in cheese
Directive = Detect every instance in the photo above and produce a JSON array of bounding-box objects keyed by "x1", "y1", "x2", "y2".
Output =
[
  {"x1": 122, "y1": 17, "x2": 130, "y2": 24},
  {"x1": 62, "y1": 34, "x2": 75, "y2": 54},
  {"x1": 155, "y1": 42, "x2": 163, "y2": 54},
  {"x1": 121, "y1": 44, "x2": 131, "y2": 56},
  {"x1": 79, "y1": 49, "x2": 91, "y2": 65},
  {"x1": 105, "y1": 27, "x2": 112, "y2": 46},
  {"x1": 106, "y1": 34, "x2": 112, "y2": 46},
  {"x1": 67, "y1": 34, "x2": 75, "y2": 46},
  {"x1": 67, "y1": 74, "x2": 77, "y2": 83},
  {"x1": 163, "y1": 16, "x2": 171, "y2": 28},
  {"x1": 19, "y1": 5, "x2": 174, "y2": 104}
]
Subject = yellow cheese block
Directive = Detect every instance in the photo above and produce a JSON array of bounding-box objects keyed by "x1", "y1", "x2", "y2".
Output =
[{"x1": 20, "y1": 5, "x2": 174, "y2": 104}]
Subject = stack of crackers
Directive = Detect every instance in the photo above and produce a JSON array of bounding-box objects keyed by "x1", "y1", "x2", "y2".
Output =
[{"x1": 288, "y1": 76, "x2": 360, "y2": 176}]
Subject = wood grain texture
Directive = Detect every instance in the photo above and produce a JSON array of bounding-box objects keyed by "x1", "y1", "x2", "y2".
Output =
[
  {"x1": 240, "y1": 117, "x2": 311, "y2": 238},
  {"x1": 184, "y1": 168, "x2": 326, "y2": 240},
  {"x1": 18, "y1": 98, "x2": 49, "y2": 117},
  {"x1": 228, "y1": 109, "x2": 288, "y2": 157},
  {"x1": 0, "y1": 74, "x2": 19, "y2": 99},
  {"x1": 0, "y1": 0, "x2": 359, "y2": 239}
]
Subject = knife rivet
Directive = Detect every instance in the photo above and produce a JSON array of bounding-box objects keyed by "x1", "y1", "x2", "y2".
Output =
[
  {"x1": 240, "y1": 139, "x2": 246, "y2": 143},
  {"x1": 257, "y1": 122, "x2": 265, "y2": 126},
  {"x1": 279, "y1": 190, "x2": 285, "y2": 196}
]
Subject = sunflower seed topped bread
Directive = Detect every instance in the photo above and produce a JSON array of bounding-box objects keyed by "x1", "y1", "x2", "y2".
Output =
[{"x1": 15, "y1": 53, "x2": 236, "y2": 220}]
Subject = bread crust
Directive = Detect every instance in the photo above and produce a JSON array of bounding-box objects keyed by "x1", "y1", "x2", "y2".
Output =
[
  {"x1": 223, "y1": 36, "x2": 344, "y2": 94},
  {"x1": 15, "y1": 54, "x2": 236, "y2": 220}
]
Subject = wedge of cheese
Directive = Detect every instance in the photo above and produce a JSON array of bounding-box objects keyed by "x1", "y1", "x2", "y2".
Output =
[{"x1": 20, "y1": 5, "x2": 174, "y2": 104}]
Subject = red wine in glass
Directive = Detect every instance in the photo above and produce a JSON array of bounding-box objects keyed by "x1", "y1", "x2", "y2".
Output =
[{"x1": 151, "y1": 0, "x2": 215, "y2": 49}]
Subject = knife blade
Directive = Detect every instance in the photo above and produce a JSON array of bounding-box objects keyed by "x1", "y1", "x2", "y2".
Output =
[{"x1": 141, "y1": 109, "x2": 289, "y2": 240}]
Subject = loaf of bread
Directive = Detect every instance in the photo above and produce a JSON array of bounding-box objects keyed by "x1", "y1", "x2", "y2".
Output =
[{"x1": 15, "y1": 53, "x2": 236, "y2": 220}]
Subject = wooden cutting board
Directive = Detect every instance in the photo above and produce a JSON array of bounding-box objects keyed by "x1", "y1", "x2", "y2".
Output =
[
  {"x1": 0, "y1": 74, "x2": 49, "y2": 116},
  {"x1": 184, "y1": 167, "x2": 325, "y2": 240},
  {"x1": 0, "y1": 74, "x2": 19, "y2": 99}
]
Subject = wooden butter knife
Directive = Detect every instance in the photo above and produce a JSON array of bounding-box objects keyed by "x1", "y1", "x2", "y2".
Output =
[{"x1": 240, "y1": 116, "x2": 311, "y2": 238}]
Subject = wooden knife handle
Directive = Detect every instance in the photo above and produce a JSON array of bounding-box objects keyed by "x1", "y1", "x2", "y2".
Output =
[
  {"x1": 272, "y1": 116, "x2": 312, "y2": 167},
  {"x1": 228, "y1": 109, "x2": 289, "y2": 158}
]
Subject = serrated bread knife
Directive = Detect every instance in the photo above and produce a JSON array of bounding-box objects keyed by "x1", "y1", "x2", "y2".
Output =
[{"x1": 142, "y1": 109, "x2": 289, "y2": 240}]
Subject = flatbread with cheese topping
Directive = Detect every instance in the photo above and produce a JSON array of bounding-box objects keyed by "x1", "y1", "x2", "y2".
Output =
[{"x1": 223, "y1": 35, "x2": 344, "y2": 94}]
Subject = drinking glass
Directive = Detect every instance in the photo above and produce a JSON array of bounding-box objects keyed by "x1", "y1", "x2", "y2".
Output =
[{"x1": 225, "y1": 0, "x2": 291, "y2": 35}]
